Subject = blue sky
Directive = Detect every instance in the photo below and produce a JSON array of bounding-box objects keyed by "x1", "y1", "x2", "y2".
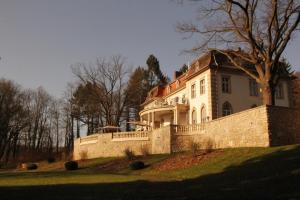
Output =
[{"x1": 0, "y1": 0, "x2": 299, "y2": 97}]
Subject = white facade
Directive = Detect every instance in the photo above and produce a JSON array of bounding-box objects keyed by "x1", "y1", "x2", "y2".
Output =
[{"x1": 140, "y1": 52, "x2": 291, "y2": 129}]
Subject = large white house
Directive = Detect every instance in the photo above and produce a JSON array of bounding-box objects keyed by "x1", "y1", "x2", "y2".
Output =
[{"x1": 139, "y1": 50, "x2": 291, "y2": 129}]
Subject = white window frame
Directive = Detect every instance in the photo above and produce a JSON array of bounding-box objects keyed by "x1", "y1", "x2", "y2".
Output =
[
  {"x1": 191, "y1": 83, "x2": 196, "y2": 99},
  {"x1": 200, "y1": 78, "x2": 205, "y2": 95}
]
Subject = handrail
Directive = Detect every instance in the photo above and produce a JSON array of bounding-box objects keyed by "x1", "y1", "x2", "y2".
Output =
[
  {"x1": 171, "y1": 124, "x2": 206, "y2": 135},
  {"x1": 112, "y1": 131, "x2": 149, "y2": 139}
]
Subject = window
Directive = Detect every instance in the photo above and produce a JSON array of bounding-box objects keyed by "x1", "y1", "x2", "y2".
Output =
[
  {"x1": 222, "y1": 76, "x2": 231, "y2": 93},
  {"x1": 200, "y1": 79, "x2": 205, "y2": 95},
  {"x1": 167, "y1": 85, "x2": 171, "y2": 94},
  {"x1": 249, "y1": 79, "x2": 258, "y2": 96},
  {"x1": 201, "y1": 105, "x2": 206, "y2": 123},
  {"x1": 160, "y1": 118, "x2": 164, "y2": 127},
  {"x1": 174, "y1": 97, "x2": 179, "y2": 103},
  {"x1": 275, "y1": 83, "x2": 284, "y2": 99},
  {"x1": 192, "y1": 108, "x2": 197, "y2": 124},
  {"x1": 191, "y1": 83, "x2": 196, "y2": 98},
  {"x1": 176, "y1": 80, "x2": 179, "y2": 88},
  {"x1": 222, "y1": 102, "x2": 233, "y2": 116},
  {"x1": 182, "y1": 94, "x2": 186, "y2": 104}
]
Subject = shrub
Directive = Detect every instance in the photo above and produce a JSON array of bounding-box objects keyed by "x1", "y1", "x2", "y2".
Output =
[
  {"x1": 124, "y1": 148, "x2": 135, "y2": 160},
  {"x1": 140, "y1": 145, "x2": 150, "y2": 157},
  {"x1": 47, "y1": 156, "x2": 56, "y2": 163},
  {"x1": 64, "y1": 161, "x2": 78, "y2": 171},
  {"x1": 189, "y1": 141, "x2": 200, "y2": 156},
  {"x1": 203, "y1": 138, "x2": 215, "y2": 153},
  {"x1": 26, "y1": 163, "x2": 38, "y2": 170},
  {"x1": 129, "y1": 161, "x2": 145, "y2": 170}
]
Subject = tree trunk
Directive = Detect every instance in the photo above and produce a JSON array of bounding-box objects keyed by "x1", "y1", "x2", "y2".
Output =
[
  {"x1": 261, "y1": 82, "x2": 273, "y2": 105},
  {"x1": 56, "y1": 122, "x2": 59, "y2": 154},
  {"x1": 76, "y1": 118, "x2": 80, "y2": 138}
]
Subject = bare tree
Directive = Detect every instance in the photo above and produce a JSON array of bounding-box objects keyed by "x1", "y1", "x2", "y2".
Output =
[
  {"x1": 25, "y1": 87, "x2": 52, "y2": 151},
  {"x1": 62, "y1": 83, "x2": 75, "y2": 153},
  {"x1": 49, "y1": 99, "x2": 62, "y2": 154},
  {"x1": 0, "y1": 79, "x2": 28, "y2": 163},
  {"x1": 72, "y1": 55, "x2": 130, "y2": 129},
  {"x1": 177, "y1": 0, "x2": 300, "y2": 104}
]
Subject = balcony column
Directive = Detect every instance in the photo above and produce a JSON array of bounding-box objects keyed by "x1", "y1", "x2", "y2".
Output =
[
  {"x1": 174, "y1": 107, "x2": 179, "y2": 125},
  {"x1": 151, "y1": 111, "x2": 155, "y2": 129},
  {"x1": 147, "y1": 112, "x2": 150, "y2": 129}
]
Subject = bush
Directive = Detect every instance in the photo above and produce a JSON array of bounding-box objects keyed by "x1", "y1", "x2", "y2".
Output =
[
  {"x1": 64, "y1": 161, "x2": 78, "y2": 171},
  {"x1": 203, "y1": 138, "x2": 215, "y2": 153},
  {"x1": 140, "y1": 145, "x2": 150, "y2": 157},
  {"x1": 124, "y1": 148, "x2": 135, "y2": 160},
  {"x1": 189, "y1": 141, "x2": 200, "y2": 156},
  {"x1": 129, "y1": 161, "x2": 145, "y2": 170},
  {"x1": 47, "y1": 157, "x2": 56, "y2": 163},
  {"x1": 26, "y1": 163, "x2": 38, "y2": 170}
]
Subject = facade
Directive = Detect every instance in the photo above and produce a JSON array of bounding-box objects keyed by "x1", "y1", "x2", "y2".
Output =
[
  {"x1": 140, "y1": 50, "x2": 291, "y2": 129},
  {"x1": 73, "y1": 51, "x2": 299, "y2": 159}
]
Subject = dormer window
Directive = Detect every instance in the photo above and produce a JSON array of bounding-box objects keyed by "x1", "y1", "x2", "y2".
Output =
[
  {"x1": 167, "y1": 85, "x2": 171, "y2": 94},
  {"x1": 176, "y1": 80, "x2": 180, "y2": 88}
]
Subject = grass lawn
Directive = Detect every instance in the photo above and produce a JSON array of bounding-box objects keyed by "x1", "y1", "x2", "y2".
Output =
[{"x1": 0, "y1": 145, "x2": 299, "y2": 200}]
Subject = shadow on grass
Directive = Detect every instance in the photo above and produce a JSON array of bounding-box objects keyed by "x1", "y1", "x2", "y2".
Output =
[{"x1": 0, "y1": 145, "x2": 300, "y2": 200}]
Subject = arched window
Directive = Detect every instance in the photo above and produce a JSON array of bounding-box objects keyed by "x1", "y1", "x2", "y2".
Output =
[
  {"x1": 192, "y1": 108, "x2": 197, "y2": 124},
  {"x1": 201, "y1": 105, "x2": 206, "y2": 123},
  {"x1": 222, "y1": 102, "x2": 233, "y2": 116}
]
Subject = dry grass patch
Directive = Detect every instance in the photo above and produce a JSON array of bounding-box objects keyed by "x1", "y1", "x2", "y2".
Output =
[{"x1": 152, "y1": 150, "x2": 223, "y2": 172}]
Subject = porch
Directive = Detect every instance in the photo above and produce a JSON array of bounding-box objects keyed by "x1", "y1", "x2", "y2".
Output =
[{"x1": 139, "y1": 101, "x2": 189, "y2": 130}]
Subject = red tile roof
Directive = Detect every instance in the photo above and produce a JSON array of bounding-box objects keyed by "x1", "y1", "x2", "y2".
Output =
[{"x1": 143, "y1": 49, "x2": 253, "y2": 105}]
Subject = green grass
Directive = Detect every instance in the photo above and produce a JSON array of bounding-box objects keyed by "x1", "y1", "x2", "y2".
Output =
[{"x1": 0, "y1": 145, "x2": 299, "y2": 200}]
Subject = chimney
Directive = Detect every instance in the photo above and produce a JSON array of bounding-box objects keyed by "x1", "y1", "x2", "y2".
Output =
[{"x1": 173, "y1": 71, "x2": 183, "y2": 80}]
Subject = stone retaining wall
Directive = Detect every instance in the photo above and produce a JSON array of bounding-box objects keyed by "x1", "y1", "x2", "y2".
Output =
[
  {"x1": 268, "y1": 106, "x2": 300, "y2": 146},
  {"x1": 73, "y1": 106, "x2": 300, "y2": 160},
  {"x1": 73, "y1": 131, "x2": 151, "y2": 160},
  {"x1": 172, "y1": 106, "x2": 270, "y2": 151}
]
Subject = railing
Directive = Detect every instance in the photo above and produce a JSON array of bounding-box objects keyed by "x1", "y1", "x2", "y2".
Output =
[
  {"x1": 144, "y1": 99, "x2": 189, "y2": 110},
  {"x1": 112, "y1": 131, "x2": 149, "y2": 140},
  {"x1": 80, "y1": 135, "x2": 98, "y2": 144},
  {"x1": 171, "y1": 124, "x2": 206, "y2": 135}
]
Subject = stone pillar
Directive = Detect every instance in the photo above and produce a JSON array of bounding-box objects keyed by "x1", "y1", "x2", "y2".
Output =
[
  {"x1": 174, "y1": 108, "x2": 178, "y2": 125},
  {"x1": 147, "y1": 112, "x2": 150, "y2": 130},
  {"x1": 174, "y1": 106, "x2": 181, "y2": 125},
  {"x1": 152, "y1": 112, "x2": 155, "y2": 129}
]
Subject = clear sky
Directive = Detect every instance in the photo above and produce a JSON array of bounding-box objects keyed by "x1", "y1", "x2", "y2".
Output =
[{"x1": 0, "y1": 0, "x2": 299, "y2": 97}]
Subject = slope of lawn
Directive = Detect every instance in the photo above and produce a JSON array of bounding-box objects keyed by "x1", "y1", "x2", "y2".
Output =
[{"x1": 0, "y1": 144, "x2": 299, "y2": 200}]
